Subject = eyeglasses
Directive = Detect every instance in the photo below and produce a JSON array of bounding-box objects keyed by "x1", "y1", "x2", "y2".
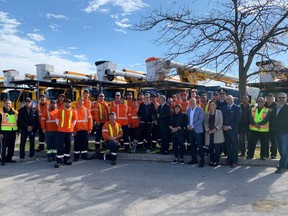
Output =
[
  {"x1": 278, "y1": 97, "x2": 286, "y2": 99},
  {"x1": 257, "y1": 101, "x2": 265, "y2": 103}
]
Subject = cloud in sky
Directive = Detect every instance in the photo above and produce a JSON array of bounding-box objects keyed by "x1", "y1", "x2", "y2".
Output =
[
  {"x1": 27, "y1": 33, "x2": 45, "y2": 41},
  {"x1": 46, "y1": 13, "x2": 68, "y2": 20},
  {"x1": 84, "y1": 0, "x2": 148, "y2": 14},
  {"x1": 115, "y1": 18, "x2": 131, "y2": 28},
  {"x1": 49, "y1": 23, "x2": 61, "y2": 32},
  {"x1": 0, "y1": 11, "x2": 94, "y2": 76}
]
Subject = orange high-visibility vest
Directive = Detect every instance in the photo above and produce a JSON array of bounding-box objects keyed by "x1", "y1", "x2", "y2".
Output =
[
  {"x1": 41, "y1": 108, "x2": 58, "y2": 132},
  {"x1": 102, "y1": 121, "x2": 123, "y2": 142},
  {"x1": 112, "y1": 104, "x2": 130, "y2": 126},
  {"x1": 129, "y1": 106, "x2": 140, "y2": 128},
  {"x1": 74, "y1": 106, "x2": 93, "y2": 131},
  {"x1": 57, "y1": 108, "x2": 77, "y2": 132},
  {"x1": 92, "y1": 100, "x2": 109, "y2": 123}
]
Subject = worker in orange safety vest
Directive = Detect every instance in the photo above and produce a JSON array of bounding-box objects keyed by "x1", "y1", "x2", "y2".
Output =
[
  {"x1": 112, "y1": 96, "x2": 131, "y2": 152},
  {"x1": 91, "y1": 92, "x2": 110, "y2": 151},
  {"x1": 57, "y1": 94, "x2": 66, "y2": 110},
  {"x1": 54, "y1": 99, "x2": 77, "y2": 168},
  {"x1": 41, "y1": 100, "x2": 58, "y2": 162},
  {"x1": 74, "y1": 97, "x2": 93, "y2": 161},
  {"x1": 83, "y1": 89, "x2": 92, "y2": 110},
  {"x1": 128, "y1": 98, "x2": 140, "y2": 144},
  {"x1": 95, "y1": 112, "x2": 123, "y2": 165},
  {"x1": 35, "y1": 94, "x2": 50, "y2": 152}
]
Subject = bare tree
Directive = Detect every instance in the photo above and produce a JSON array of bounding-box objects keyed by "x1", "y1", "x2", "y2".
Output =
[{"x1": 135, "y1": 0, "x2": 288, "y2": 98}]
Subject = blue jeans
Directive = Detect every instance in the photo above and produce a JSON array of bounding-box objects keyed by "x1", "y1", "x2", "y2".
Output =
[
  {"x1": 188, "y1": 130, "x2": 204, "y2": 163},
  {"x1": 275, "y1": 134, "x2": 288, "y2": 169}
]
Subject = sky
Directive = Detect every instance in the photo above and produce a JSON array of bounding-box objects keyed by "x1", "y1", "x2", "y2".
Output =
[
  {"x1": 1, "y1": 0, "x2": 285, "y2": 81},
  {"x1": 0, "y1": 0, "x2": 218, "y2": 79}
]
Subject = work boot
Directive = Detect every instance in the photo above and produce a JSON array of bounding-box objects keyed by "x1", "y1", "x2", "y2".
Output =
[
  {"x1": 73, "y1": 154, "x2": 79, "y2": 162},
  {"x1": 130, "y1": 140, "x2": 138, "y2": 153},
  {"x1": 36, "y1": 144, "x2": 45, "y2": 152},
  {"x1": 64, "y1": 160, "x2": 72, "y2": 165},
  {"x1": 54, "y1": 163, "x2": 62, "y2": 168},
  {"x1": 81, "y1": 153, "x2": 88, "y2": 160}
]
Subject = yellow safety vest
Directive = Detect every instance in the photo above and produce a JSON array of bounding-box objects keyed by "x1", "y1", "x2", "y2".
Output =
[
  {"x1": 108, "y1": 123, "x2": 119, "y2": 138},
  {"x1": 249, "y1": 107, "x2": 269, "y2": 132},
  {"x1": 98, "y1": 103, "x2": 103, "y2": 120},
  {"x1": 1, "y1": 111, "x2": 18, "y2": 131}
]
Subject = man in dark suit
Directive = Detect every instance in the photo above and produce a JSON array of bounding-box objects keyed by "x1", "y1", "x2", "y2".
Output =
[
  {"x1": 222, "y1": 95, "x2": 242, "y2": 167},
  {"x1": 259, "y1": 93, "x2": 288, "y2": 173},
  {"x1": 187, "y1": 97, "x2": 205, "y2": 167},
  {"x1": 157, "y1": 95, "x2": 171, "y2": 155}
]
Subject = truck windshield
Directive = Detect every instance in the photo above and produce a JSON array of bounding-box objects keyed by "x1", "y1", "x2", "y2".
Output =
[
  {"x1": 7, "y1": 90, "x2": 20, "y2": 102},
  {"x1": 46, "y1": 89, "x2": 65, "y2": 100}
]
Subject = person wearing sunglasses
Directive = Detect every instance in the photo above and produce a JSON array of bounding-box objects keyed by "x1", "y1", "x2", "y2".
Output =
[{"x1": 258, "y1": 93, "x2": 288, "y2": 173}]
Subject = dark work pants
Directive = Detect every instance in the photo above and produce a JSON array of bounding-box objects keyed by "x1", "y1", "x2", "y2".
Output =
[
  {"x1": 74, "y1": 130, "x2": 88, "y2": 156},
  {"x1": 56, "y1": 132, "x2": 72, "y2": 164},
  {"x1": 95, "y1": 123, "x2": 104, "y2": 149},
  {"x1": 45, "y1": 131, "x2": 57, "y2": 158},
  {"x1": 106, "y1": 140, "x2": 120, "y2": 161},
  {"x1": 129, "y1": 127, "x2": 138, "y2": 143},
  {"x1": 20, "y1": 130, "x2": 36, "y2": 158},
  {"x1": 1, "y1": 131, "x2": 16, "y2": 161},
  {"x1": 152, "y1": 124, "x2": 159, "y2": 147},
  {"x1": 247, "y1": 130, "x2": 268, "y2": 158},
  {"x1": 120, "y1": 125, "x2": 130, "y2": 146},
  {"x1": 135, "y1": 122, "x2": 153, "y2": 149},
  {"x1": 38, "y1": 126, "x2": 45, "y2": 149}
]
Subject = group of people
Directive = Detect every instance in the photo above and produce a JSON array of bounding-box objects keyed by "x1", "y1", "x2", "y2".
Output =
[{"x1": 0, "y1": 88, "x2": 287, "y2": 173}]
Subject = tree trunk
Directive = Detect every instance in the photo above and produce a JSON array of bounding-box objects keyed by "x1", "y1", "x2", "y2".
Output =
[{"x1": 238, "y1": 66, "x2": 247, "y2": 100}]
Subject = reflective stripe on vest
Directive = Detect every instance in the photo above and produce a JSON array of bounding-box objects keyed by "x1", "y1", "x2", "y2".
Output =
[
  {"x1": 75, "y1": 108, "x2": 88, "y2": 123},
  {"x1": 1, "y1": 111, "x2": 18, "y2": 131},
  {"x1": 61, "y1": 110, "x2": 73, "y2": 128},
  {"x1": 249, "y1": 107, "x2": 269, "y2": 132},
  {"x1": 46, "y1": 110, "x2": 56, "y2": 123},
  {"x1": 98, "y1": 103, "x2": 103, "y2": 119},
  {"x1": 117, "y1": 105, "x2": 128, "y2": 120},
  {"x1": 108, "y1": 123, "x2": 119, "y2": 138}
]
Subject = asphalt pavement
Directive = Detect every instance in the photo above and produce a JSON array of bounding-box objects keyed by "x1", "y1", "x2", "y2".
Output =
[{"x1": 0, "y1": 154, "x2": 287, "y2": 216}]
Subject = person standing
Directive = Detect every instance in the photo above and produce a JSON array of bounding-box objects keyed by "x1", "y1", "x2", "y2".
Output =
[
  {"x1": 91, "y1": 93, "x2": 109, "y2": 151},
  {"x1": 112, "y1": 96, "x2": 131, "y2": 152},
  {"x1": 128, "y1": 99, "x2": 140, "y2": 143},
  {"x1": 247, "y1": 97, "x2": 270, "y2": 160},
  {"x1": 157, "y1": 95, "x2": 171, "y2": 155},
  {"x1": 216, "y1": 88, "x2": 228, "y2": 110},
  {"x1": 55, "y1": 99, "x2": 77, "y2": 168},
  {"x1": 0, "y1": 99, "x2": 18, "y2": 165},
  {"x1": 169, "y1": 104, "x2": 187, "y2": 164},
  {"x1": 238, "y1": 95, "x2": 251, "y2": 157},
  {"x1": 35, "y1": 94, "x2": 49, "y2": 152},
  {"x1": 259, "y1": 93, "x2": 288, "y2": 173},
  {"x1": 18, "y1": 97, "x2": 39, "y2": 161},
  {"x1": 83, "y1": 89, "x2": 92, "y2": 110},
  {"x1": 222, "y1": 95, "x2": 242, "y2": 167},
  {"x1": 101, "y1": 112, "x2": 123, "y2": 165},
  {"x1": 110, "y1": 92, "x2": 121, "y2": 110},
  {"x1": 41, "y1": 100, "x2": 58, "y2": 162},
  {"x1": 204, "y1": 101, "x2": 224, "y2": 166},
  {"x1": 264, "y1": 93, "x2": 278, "y2": 159},
  {"x1": 130, "y1": 93, "x2": 155, "y2": 153},
  {"x1": 57, "y1": 94, "x2": 66, "y2": 110},
  {"x1": 186, "y1": 97, "x2": 205, "y2": 167},
  {"x1": 74, "y1": 98, "x2": 93, "y2": 161}
]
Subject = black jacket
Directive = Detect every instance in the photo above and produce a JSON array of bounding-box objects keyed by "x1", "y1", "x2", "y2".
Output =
[
  {"x1": 137, "y1": 103, "x2": 155, "y2": 123},
  {"x1": 169, "y1": 113, "x2": 188, "y2": 135},
  {"x1": 157, "y1": 103, "x2": 171, "y2": 128},
  {"x1": 18, "y1": 106, "x2": 39, "y2": 132}
]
